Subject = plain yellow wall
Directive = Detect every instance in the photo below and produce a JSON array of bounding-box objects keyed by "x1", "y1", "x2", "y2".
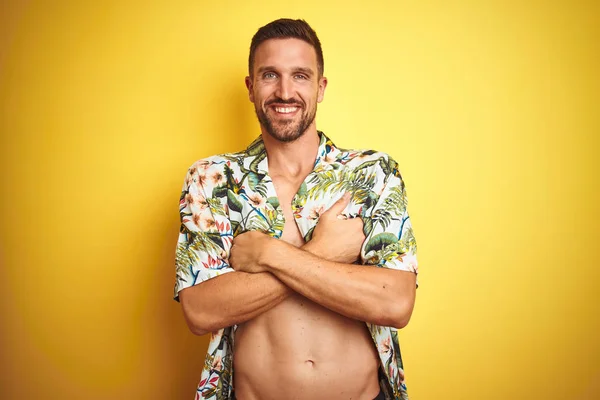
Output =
[{"x1": 1, "y1": 1, "x2": 598, "y2": 399}]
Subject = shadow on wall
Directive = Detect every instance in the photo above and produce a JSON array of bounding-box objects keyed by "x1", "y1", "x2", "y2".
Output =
[{"x1": 151, "y1": 76, "x2": 257, "y2": 398}]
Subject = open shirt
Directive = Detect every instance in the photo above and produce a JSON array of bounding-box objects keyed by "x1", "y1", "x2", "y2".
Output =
[{"x1": 174, "y1": 132, "x2": 418, "y2": 400}]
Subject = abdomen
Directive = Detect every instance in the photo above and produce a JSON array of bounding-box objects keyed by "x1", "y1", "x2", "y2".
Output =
[{"x1": 233, "y1": 293, "x2": 381, "y2": 400}]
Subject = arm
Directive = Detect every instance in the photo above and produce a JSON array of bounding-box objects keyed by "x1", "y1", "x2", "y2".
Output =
[
  {"x1": 174, "y1": 162, "x2": 289, "y2": 336},
  {"x1": 268, "y1": 240, "x2": 416, "y2": 328},
  {"x1": 230, "y1": 216, "x2": 415, "y2": 329},
  {"x1": 231, "y1": 178, "x2": 419, "y2": 329},
  {"x1": 180, "y1": 242, "x2": 361, "y2": 335},
  {"x1": 177, "y1": 166, "x2": 362, "y2": 335},
  {"x1": 179, "y1": 271, "x2": 291, "y2": 336}
]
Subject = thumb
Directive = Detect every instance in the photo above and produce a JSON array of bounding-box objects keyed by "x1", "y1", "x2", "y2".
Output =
[{"x1": 326, "y1": 192, "x2": 352, "y2": 216}]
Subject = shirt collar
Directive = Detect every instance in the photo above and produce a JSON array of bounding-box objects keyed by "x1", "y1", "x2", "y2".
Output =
[{"x1": 244, "y1": 131, "x2": 337, "y2": 175}]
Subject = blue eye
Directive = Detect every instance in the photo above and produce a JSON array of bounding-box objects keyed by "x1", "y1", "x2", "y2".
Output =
[{"x1": 263, "y1": 72, "x2": 276, "y2": 79}]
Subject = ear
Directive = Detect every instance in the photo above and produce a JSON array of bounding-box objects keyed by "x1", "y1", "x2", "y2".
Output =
[
  {"x1": 245, "y1": 76, "x2": 255, "y2": 103},
  {"x1": 317, "y1": 76, "x2": 328, "y2": 103}
]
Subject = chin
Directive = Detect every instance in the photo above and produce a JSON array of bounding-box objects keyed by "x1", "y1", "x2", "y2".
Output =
[
  {"x1": 268, "y1": 130, "x2": 304, "y2": 143},
  {"x1": 265, "y1": 121, "x2": 305, "y2": 143}
]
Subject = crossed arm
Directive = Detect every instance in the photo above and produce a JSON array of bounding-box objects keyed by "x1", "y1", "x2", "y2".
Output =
[{"x1": 179, "y1": 195, "x2": 416, "y2": 335}]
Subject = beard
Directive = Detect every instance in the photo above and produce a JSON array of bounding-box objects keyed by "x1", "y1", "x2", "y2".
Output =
[{"x1": 255, "y1": 98, "x2": 317, "y2": 143}]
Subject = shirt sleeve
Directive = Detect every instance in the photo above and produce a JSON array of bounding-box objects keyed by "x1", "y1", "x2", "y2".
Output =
[
  {"x1": 361, "y1": 164, "x2": 418, "y2": 280},
  {"x1": 173, "y1": 162, "x2": 234, "y2": 301}
]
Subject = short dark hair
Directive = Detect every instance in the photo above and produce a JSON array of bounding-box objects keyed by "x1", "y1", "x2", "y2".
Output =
[{"x1": 249, "y1": 18, "x2": 324, "y2": 77}]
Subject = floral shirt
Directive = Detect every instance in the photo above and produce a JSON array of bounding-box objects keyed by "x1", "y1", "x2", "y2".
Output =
[{"x1": 174, "y1": 132, "x2": 418, "y2": 400}]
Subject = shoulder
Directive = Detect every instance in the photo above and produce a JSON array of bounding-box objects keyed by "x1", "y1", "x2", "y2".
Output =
[
  {"x1": 332, "y1": 147, "x2": 402, "y2": 179},
  {"x1": 183, "y1": 150, "x2": 246, "y2": 191},
  {"x1": 187, "y1": 150, "x2": 245, "y2": 173}
]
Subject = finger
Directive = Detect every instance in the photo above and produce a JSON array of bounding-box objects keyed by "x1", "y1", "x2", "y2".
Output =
[{"x1": 325, "y1": 192, "x2": 352, "y2": 216}]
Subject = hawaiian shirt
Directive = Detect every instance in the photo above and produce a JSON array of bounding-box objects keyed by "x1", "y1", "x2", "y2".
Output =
[{"x1": 174, "y1": 132, "x2": 418, "y2": 400}]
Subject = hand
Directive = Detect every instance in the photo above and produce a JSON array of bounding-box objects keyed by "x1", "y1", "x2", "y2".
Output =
[
  {"x1": 229, "y1": 231, "x2": 274, "y2": 273},
  {"x1": 305, "y1": 193, "x2": 366, "y2": 264}
]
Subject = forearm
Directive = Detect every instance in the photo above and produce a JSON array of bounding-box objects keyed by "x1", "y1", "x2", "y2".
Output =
[
  {"x1": 179, "y1": 271, "x2": 292, "y2": 335},
  {"x1": 180, "y1": 242, "x2": 354, "y2": 335},
  {"x1": 265, "y1": 240, "x2": 416, "y2": 328}
]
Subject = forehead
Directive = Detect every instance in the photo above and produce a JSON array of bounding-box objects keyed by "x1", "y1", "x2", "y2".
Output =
[{"x1": 253, "y1": 38, "x2": 318, "y2": 73}]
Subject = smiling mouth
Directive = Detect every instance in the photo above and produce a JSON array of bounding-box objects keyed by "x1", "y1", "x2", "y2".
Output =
[
  {"x1": 267, "y1": 102, "x2": 302, "y2": 116},
  {"x1": 273, "y1": 106, "x2": 299, "y2": 114}
]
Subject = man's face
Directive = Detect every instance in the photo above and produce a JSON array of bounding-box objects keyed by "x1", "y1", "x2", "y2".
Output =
[{"x1": 246, "y1": 38, "x2": 327, "y2": 143}]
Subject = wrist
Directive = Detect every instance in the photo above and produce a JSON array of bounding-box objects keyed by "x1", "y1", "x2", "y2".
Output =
[{"x1": 258, "y1": 236, "x2": 278, "y2": 270}]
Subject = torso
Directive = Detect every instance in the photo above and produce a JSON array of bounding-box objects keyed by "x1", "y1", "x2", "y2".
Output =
[{"x1": 233, "y1": 174, "x2": 381, "y2": 400}]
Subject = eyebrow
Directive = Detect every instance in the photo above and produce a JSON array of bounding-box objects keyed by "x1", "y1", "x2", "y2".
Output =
[{"x1": 257, "y1": 66, "x2": 315, "y2": 77}]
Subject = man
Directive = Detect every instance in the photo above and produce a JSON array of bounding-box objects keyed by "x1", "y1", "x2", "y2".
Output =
[{"x1": 174, "y1": 19, "x2": 418, "y2": 400}]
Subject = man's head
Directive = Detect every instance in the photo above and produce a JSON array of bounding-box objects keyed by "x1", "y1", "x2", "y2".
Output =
[
  {"x1": 246, "y1": 19, "x2": 327, "y2": 143},
  {"x1": 248, "y1": 19, "x2": 324, "y2": 79}
]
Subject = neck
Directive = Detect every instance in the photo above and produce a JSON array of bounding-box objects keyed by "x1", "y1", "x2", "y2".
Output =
[{"x1": 261, "y1": 125, "x2": 320, "y2": 178}]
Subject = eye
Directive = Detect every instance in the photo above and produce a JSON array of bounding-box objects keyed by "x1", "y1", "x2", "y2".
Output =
[
  {"x1": 294, "y1": 74, "x2": 308, "y2": 80},
  {"x1": 263, "y1": 72, "x2": 277, "y2": 79}
]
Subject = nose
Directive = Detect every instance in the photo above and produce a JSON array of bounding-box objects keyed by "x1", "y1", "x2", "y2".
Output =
[{"x1": 275, "y1": 76, "x2": 293, "y2": 101}]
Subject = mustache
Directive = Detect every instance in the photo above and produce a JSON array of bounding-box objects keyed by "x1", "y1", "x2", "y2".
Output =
[{"x1": 265, "y1": 98, "x2": 303, "y2": 107}]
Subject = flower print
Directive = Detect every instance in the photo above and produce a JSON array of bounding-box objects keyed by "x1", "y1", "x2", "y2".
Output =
[
  {"x1": 199, "y1": 214, "x2": 216, "y2": 231},
  {"x1": 308, "y1": 204, "x2": 326, "y2": 220},
  {"x1": 192, "y1": 213, "x2": 202, "y2": 228},
  {"x1": 186, "y1": 193, "x2": 209, "y2": 210},
  {"x1": 248, "y1": 193, "x2": 265, "y2": 208},
  {"x1": 197, "y1": 161, "x2": 210, "y2": 171},
  {"x1": 188, "y1": 162, "x2": 210, "y2": 187},
  {"x1": 210, "y1": 170, "x2": 225, "y2": 186},
  {"x1": 323, "y1": 152, "x2": 337, "y2": 165},
  {"x1": 191, "y1": 212, "x2": 216, "y2": 231},
  {"x1": 401, "y1": 253, "x2": 418, "y2": 274},
  {"x1": 197, "y1": 172, "x2": 207, "y2": 186},
  {"x1": 380, "y1": 336, "x2": 391, "y2": 354}
]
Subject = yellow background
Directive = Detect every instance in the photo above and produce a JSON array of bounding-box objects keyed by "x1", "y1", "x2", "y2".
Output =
[{"x1": 1, "y1": 1, "x2": 598, "y2": 399}]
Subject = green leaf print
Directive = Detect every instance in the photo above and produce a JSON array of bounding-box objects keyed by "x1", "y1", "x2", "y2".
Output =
[
  {"x1": 266, "y1": 196, "x2": 280, "y2": 209},
  {"x1": 297, "y1": 181, "x2": 308, "y2": 197},
  {"x1": 255, "y1": 181, "x2": 268, "y2": 198},
  {"x1": 352, "y1": 159, "x2": 378, "y2": 173},
  {"x1": 365, "y1": 233, "x2": 398, "y2": 254},
  {"x1": 205, "y1": 231, "x2": 224, "y2": 248},
  {"x1": 304, "y1": 225, "x2": 315, "y2": 241},
  {"x1": 362, "y1": 216, "x2": 374, "y2": 237},
  {"x1": 247, "y1": 214, "x2": 270, "y2": 232},
  {"x1": 227, "y1": 190, "x2": 243, "y2": 212},
  {"x1": 224, "y1": 163, "x2": 239, "y2": 193},
  {"x1": 245, "y1": 137, "x2": 265, "y2": 156},
  {"x1": 212, "y1": 185, "x2": 228, "y2": 199},
  {"x1": 175, "y1": 243, "x2": 193, "y2": 278},
  {"x1": 372, "y1": 209, "x2": 393, "y2": 231},
  {"x1": 207, "y1": 198, "x2": 226, "y2": 216},
  {"x1": 249, "y1": 151, "x2": 266, "y2": 173},
  {"x1": 231, "y1": 220, "x2": 241, "y2": 236},
  {"x1": 246, "y1": 172, "x2": 260, "y2": 190},
  {"x1": 363, "y1": 191, "x2": 379, "y2": 212}
]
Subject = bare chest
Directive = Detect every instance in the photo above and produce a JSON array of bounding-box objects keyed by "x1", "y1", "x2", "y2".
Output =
[{"x1": 272, "y1": 177, "x2": 305, "y2": 247}]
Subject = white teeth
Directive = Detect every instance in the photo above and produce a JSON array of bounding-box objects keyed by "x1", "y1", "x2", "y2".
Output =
[{"x1": 274, "y1": 107, "x2": 298, "y2": 113}]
